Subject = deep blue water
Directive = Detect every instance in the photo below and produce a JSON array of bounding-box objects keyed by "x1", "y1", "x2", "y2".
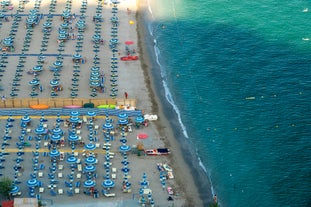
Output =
[{"x1": 143, "y1": 0, "x2": 311, "y2": 206}]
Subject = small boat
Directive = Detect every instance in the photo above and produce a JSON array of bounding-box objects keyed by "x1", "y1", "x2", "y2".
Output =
[
  {"x1": 30, "y1": 104, "x2": 49, "y2": 110},
  {"x1": 163, "y1": 163, "x2": 173, "y2": 172},
  {"x1": 63, "y1": 105, "x2": 82, "y2": 109},
  {"x1": 120, "y1": 55, "x2": 139, "y2": 61},
  {"x1": 145, "y1": 148, "x2": 170, "y2": 156}
]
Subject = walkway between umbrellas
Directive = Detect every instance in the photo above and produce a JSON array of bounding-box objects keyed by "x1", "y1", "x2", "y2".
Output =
[{"x1": 0, "y1": 108, "x2": 142, "y2": 117}]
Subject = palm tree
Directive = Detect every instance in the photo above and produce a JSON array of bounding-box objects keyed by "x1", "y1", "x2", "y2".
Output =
[{"x1": 0, "y1": 177, "x2": 13, "y2": 199}]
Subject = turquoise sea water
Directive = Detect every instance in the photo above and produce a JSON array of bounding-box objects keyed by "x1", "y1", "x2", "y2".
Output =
[{"x1": 143, "y1": 0, "x2": 311, "y2": 206}]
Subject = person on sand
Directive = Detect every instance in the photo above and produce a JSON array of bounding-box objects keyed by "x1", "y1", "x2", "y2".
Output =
[
  {"x1": 213, "y1": 194, "x2": 218, "y2": 203},
  {"x1": 124, "y1": 92, "x2": 128, "y2": 99}
]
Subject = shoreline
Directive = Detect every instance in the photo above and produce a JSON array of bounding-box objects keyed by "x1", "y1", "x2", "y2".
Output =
[{"x1": 136, "y1": 0, "x2": 212, "y2": 206}]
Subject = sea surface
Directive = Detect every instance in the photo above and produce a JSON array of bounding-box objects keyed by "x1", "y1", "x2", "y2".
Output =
[{"x1": 142, "y1": 0, "x2": 311, "y2": 206}]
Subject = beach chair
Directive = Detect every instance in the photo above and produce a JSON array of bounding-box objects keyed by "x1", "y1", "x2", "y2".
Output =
[
  {"x1": 67, "y1": 190, "x2": 74, "y2": 196},
  {"x1": 74, "y1": 188, "x2": 80, "y2": 194},
  {"x1": 58, "y1": 165, "x2": 64, "y2": 170},
  {"x1": 76, "y1": 173, "x2": 81, "y2": 179},
  {"x1": 50, "y1": 189, "x2": 57, "y2": 196},
  {"x1": 75, "y1": 181, "x2": 81, "y2": 187}
]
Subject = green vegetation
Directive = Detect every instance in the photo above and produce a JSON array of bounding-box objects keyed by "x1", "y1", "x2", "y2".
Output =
[{"x1": 0, "y1": 177, "x2": 13, "y2": 199}]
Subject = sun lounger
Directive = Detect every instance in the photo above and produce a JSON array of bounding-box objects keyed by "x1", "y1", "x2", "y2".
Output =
[
  {"x1": 38, "y1": 172, "x2": 43, "y2": 178},
  {"x1": 58, "y1": 189, "x2": 63, "y2": 195},
  {"x1": 77, "y1": 164, "x2": 82, "y2": 172},
  {"x1": 104, "y1": 193, "x2": 116, "y2": 197},
  {"x1": 39, "y1": 187, "x2": 44, "y2": 193},
  {"x1": 111, "y1": 173, "x2": 116, "y2": 179},
  {"x1": 74, "y1": 188, "x2": 80, "y2": 194},
  {"x1": 112, "y1": 168, "x2": 117, "y2": 173},
  {"x1": 58, "y1": 172, "x2": 63, "y2": 178},
  {"x1": 58, "y1": 165, "x2": 64, "y2": 170},
  {"x1": 76, "y1": 173, "x2": 81, "y2": 179}
]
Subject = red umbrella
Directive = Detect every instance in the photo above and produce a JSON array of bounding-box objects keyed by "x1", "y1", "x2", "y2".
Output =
[{"x1": 125, "y1": 41, "x2": 134, "y2": 45}]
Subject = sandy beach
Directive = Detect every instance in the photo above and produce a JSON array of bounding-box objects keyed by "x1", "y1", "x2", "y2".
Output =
[{"x1": 0, "y1": 0, "x2": 204, "y2": 206}]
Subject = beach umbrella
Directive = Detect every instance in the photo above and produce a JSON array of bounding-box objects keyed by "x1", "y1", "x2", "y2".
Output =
[
  {"x1": 69, "y1": 116, "x2": 80, "y2": 123},
  {"x1": 70, "y1": 111, "x2": 80, "y2": 117},
  {"x1": 118, "y1": 113, "x2": 128, "y2": 119},
  {"x1": 50, "y1": 79, "x2": 60, "y2": 86},
  {"x1": 32, "y1": 65, "x2": 42, "y2": 72},
  {"x1": 121, "y1": 160, "x2": 130, "y2": 166},
  {"x1": 83, "y1": 180, "x2": 95, "y2": 188},
  {"x1": 68, "y1": 134, "x2": 79, "y2": 142},
  {"x1": 26, "y1": 178, "x2": 38, "y2": 187},
  {"x1": 49, "y1": 149, "x2": 60, "y2": 157},
  {"x1": 118, "y1": 119, "x2": 128, "y2": 125},
  {"x1": 52, "y1": 127, "x2": 63, "y2": 135},
  {"x1": 89, "y1": 81, "x2": 100, "y2": 87},
  {"x1": 51, "y1": 134, "x2": 62, "y2": 141},
  {"x1": 10, "y1": 185, "x2": 20, "y2": 194},
  {"x1": 84, "y1": 165, "x2": 96, "y2": 173},
  {"x1": 87, "y1": 111, "x2": 96, "y2": 117},
  {"x1": 84, "y1": 143, "x2": 96, "y2": 151},
  {"x1": 135, "y1": 115, "x2": 145, "y2": 123},
  {"x1": 66, "y1": 156, "x2": 77, "y2": 164},
  {"x1": 29, "y1": 79, "x2": 39, "y2": 85},
  {"x1": 103, "y1": 123, "x2": 113, "y2": 130},
  {"x1": 21, "y1": 115, "x2": 31, "y2": 123},
  {"x1": 119, "y1": 145, "x2": 131, "y2": 153},
  {"x1": 102, "y1": 179, "x2": 115, "y2": 188},
  {"x1": 34, "y1": 126, "x2": 46, "y2": 135},
  {"x1": 85, "y1": 156, "x2": 97, "y2": 165}
]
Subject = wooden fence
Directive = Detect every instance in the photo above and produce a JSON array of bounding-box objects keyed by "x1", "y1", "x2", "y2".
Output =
[{"x1": 0, "y1": 98, "x2": 136, "y2": 109}]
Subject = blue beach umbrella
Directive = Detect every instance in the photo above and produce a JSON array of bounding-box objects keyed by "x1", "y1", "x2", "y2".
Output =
[
  {"x1": 51, "y1": 134, "x2": 62, "y2": 141},
  {"x1": 21, "y1": 115, "x2": 31, "y2": 123},
  {"x1": 10, "y1": 185, "x2": 20, "y2": 194},
  {"x1": 52, "y1": 127, "x2": 63, "y2": 135},
  {"x1": 84, "y1": 143, "x2": 96, "y2": 150},
  {"x1": 118, "y1": 113, "x2": 128, "y2": 119},
  {"x1": 49, "y1": 149, "x2": 60, "y2": 157},
  {"x1": 83, "y1": 180, "x2": 95, "y2": 188},
  {"x1": 66, "y1": 156, "x2": 77, "y2": 164},
  {"x1": 103, "y1": 123, "x2": 113, "y2": 130},
  {"x1": 87, "y1": 111, "x2": 96, "y2": 117},
  {"x1": 119, "y1": 145, "x2": 131, "y2": 152},
  {"x1": 135, "y1": 115, "x2": 144, "y2": 123},
  {"x1": 29, "y1": 79, "x2": 39, "y2": 85},
  {"x1": 50, "y1": 79, "x2": 60, "y2": 86},
  {"x1": 70, "y1": 111, "x2": 80, "y2": 117},
  {"x1": 85, "y1": 156, "x2": 97, "y2": 165},
  {"x1": 27, "y1": 179, "x2": 38, "y2": 187},
  {"x1": 84, "y1": 165, "x2": 96, "y2": 173},
  {"x1": 102, "y1": 179, "x2": 115, "y2": 188},
  {"x1": 118, "y1": 119, "x2": 128, "y2": 125},
  {"x1": 69, "y1": 116, "x2": 80, "y2": 123},
  {"x1": 34, "y1": 126, "x2": 46, "y2": 135},
  {"x1": 68, "y1": 134, "x2": 79, "y2": 142},
  {"x1": 32, "y1": 65, "x2": 42, "y2": 72}
]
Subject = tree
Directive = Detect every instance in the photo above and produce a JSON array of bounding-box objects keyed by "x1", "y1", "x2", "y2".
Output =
[{"x1": 0, "y1": 177, "x2": 13, "y2": 199}]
